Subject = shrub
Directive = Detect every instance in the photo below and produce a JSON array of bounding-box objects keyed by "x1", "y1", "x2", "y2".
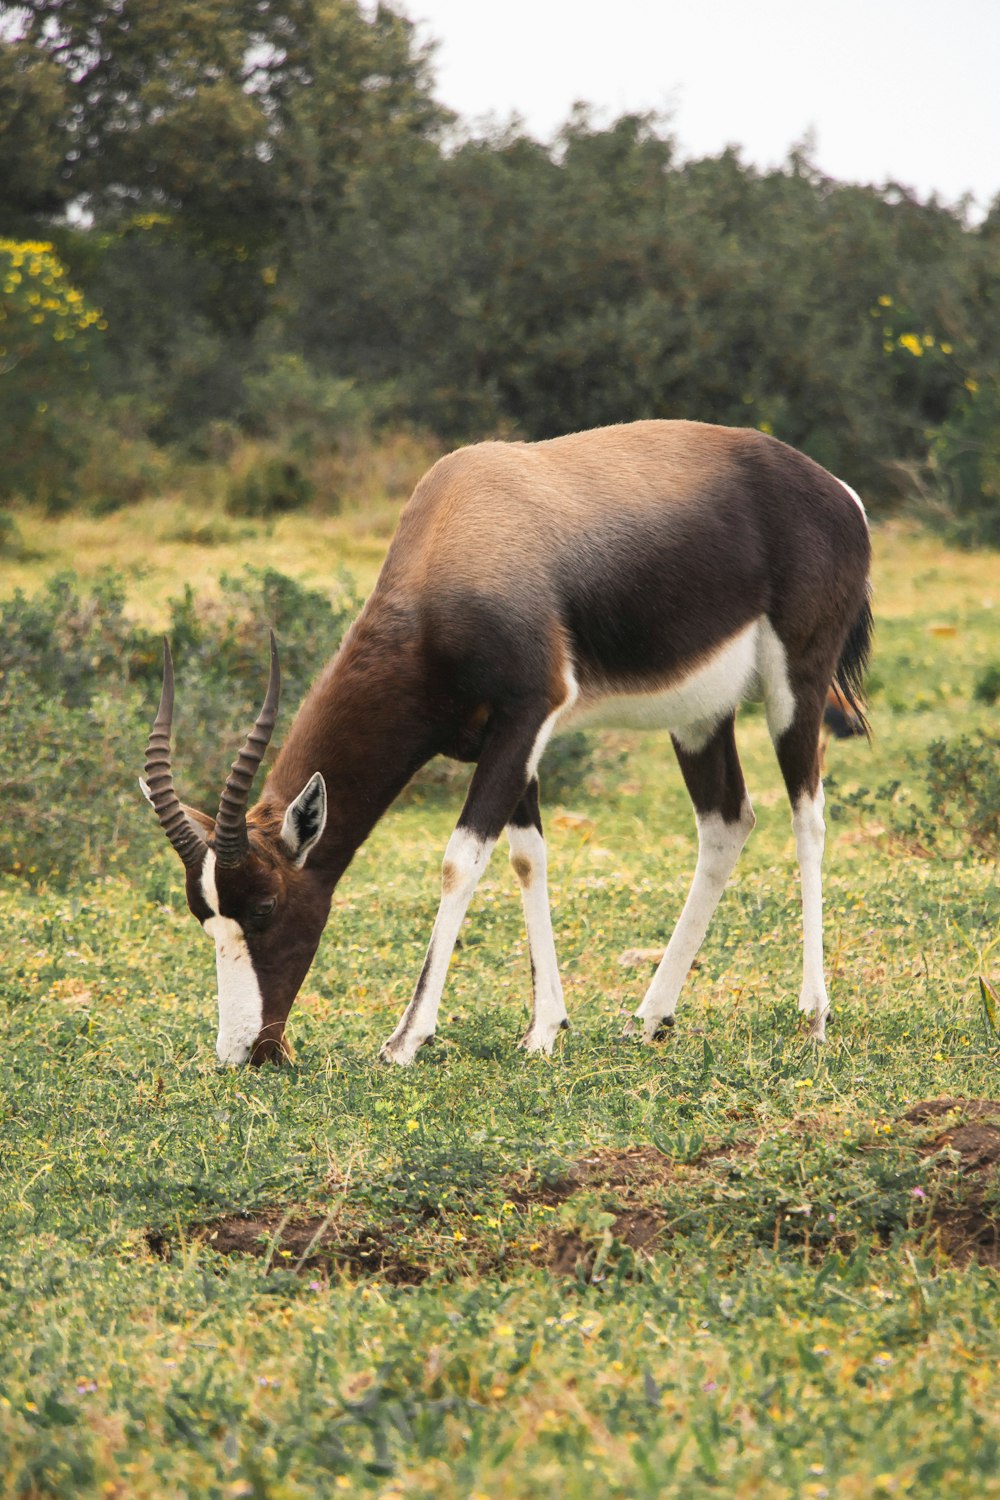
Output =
[
  {"x1": 77, "y1": 428, "x2": 172, "y2": 513},
  {"x1": 225, "y1": 450, "x2": 315, "y2": 517},
  {"x1": 920, "y1": 732, "x2": 1000, "y2": 855},
  {"x1": 916, "y1": 378, "x2": 1000, "y2": 548},
  {"x1": 242, "y1": 354, "x2": 386, "y2": 448},
  {"x1": 0, "y1": 671, "x2": 158, "y2": 885},
  {"x1": 0, "y1": 510, "x2": 25, "y2": 556},
  {"x1": 0, "y1": 570, "x2": 152, "y2": 706},
  {"x1": 0, "y1": 567, "x2": 360, "y2": 885},
  {"x1": 973, "y1": 663, "x2": 1000, "y2": 706},
  {"x1": 832, "y1": 730, "x2": 1000, "y2": 858},
  {"x1": 0, "y1": 240, "x2": 105, "y2": 507}
]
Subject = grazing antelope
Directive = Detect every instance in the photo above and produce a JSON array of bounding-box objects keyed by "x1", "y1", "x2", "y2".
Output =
[{"x1": 142, "y1": 420, "x2": 872, "y2": 1066}]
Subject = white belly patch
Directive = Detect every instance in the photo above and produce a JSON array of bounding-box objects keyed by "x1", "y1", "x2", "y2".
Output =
[{"x1": 560, "y1": 616, "x2": 795, "y2": 751}]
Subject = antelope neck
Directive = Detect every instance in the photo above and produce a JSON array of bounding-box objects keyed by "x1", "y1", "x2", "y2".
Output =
[{"x1": 264, "y1": 629, "x2": 432, "y2": 880}]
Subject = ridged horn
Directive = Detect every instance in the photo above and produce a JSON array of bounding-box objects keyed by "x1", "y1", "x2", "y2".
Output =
[
  {"x1": 213, "y1": 629, "x2": 281, "y2": 869},
  {"x1": 143, "y1": 638, "x2": 209, "y2": 870}
]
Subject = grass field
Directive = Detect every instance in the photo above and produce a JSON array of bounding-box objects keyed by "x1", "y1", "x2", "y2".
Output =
[{"x1": 1, "y1": 489, "x2": 998, "y2": 1499}]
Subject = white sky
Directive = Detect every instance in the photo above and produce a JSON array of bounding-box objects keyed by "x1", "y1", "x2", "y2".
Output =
[{"x1": 402, "y1": 0, "x2": 1000, "y2": 217}]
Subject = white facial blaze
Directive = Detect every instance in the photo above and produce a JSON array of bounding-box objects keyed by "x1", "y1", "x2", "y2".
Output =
[{"x1": 200, "y1": 851, "x2": 264, "y2": 1065}]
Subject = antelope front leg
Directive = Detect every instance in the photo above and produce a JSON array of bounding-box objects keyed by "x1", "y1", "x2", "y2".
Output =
[
  {"x1": 380, "y1": 828, "x2": 495, "y2": 1065},
  {"x1": 380, "y1": 694, "x2": 570, "y2": 1065},
  {"x1": 507, "y1": 780, "x2": 568, "y2": 1055}
]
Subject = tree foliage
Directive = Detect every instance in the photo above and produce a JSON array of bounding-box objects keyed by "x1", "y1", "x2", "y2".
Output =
[{"x1": 2, "y1": 0, "x2": 999, "y2": 533}]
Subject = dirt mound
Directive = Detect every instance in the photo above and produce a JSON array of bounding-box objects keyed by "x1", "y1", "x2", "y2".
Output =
[
  {"x1": 506, "y1": 1145, "x2": 675, "y2": 1209},
  {"x1": 545, "y1": 1206, "x2": 665, "y2": 1277},
  {"x1": 512, "y1": 1146, "x2": 703, "y2": 1278},
  {"x1": 143, "y1": 1105, "x2": 999, "y2": 1283},
  {"x1": 900, "y1": 1098, "x2": 1000, "y2": 1267},
  {"x1": 145, "y1": 1212, "x2": 429, "y2": 1285}
]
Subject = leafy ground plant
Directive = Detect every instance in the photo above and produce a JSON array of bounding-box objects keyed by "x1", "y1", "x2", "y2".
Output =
[{"x1": 830, "y1": 729, "x2": 1000, "y2": 858}]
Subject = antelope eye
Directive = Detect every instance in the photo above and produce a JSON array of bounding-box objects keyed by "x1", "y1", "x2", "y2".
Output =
[{"x1": 251, "y1": 897, "x2": 277, "y2": 925}]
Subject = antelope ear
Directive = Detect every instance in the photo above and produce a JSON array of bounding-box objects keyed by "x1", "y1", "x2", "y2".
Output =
[
  {"x1": 280, "y1": 772, "x2": 327, "y2": 868},
  {"x1": 138, "y1": 780, "x2": 215, "y2": 840}
]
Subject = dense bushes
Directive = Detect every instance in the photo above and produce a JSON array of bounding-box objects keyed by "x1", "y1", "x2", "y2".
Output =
[
  {"x1": 920, "y1": 378, "x2": 1000, "y2": 547},
  {"x1": 0, "y1": 568, "x2": 360, "y2": 885},
  {"x1": 225, "y1": 452, "x2": 315, "y2": 517},
  {"x1": 2, "y1": 2, "x2": 999, "y2": 535},
  {"x1": 0, "y1": 239, "x2": 105, "y2": 510}
]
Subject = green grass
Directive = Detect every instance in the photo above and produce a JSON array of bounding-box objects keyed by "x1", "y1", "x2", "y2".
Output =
[{"x1": 1, "y1": 508, "x2": 998, "y2": 1498}]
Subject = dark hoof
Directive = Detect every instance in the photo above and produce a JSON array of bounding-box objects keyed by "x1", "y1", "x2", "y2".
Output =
[{"x1": 652, "y1": 1016, "x2": 676, "y2": 1040}]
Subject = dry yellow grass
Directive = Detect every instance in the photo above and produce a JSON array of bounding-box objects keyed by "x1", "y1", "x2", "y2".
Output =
[
  {"x1": 2, "y1": 430, "x2": 439, "y2": 618},
  {"x1": 5, "y1": 471, "x2": 995, "y2": 632}
]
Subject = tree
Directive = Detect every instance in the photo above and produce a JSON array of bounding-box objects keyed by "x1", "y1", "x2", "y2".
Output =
[{"x1": 0, "y1": 39, "x2": 72, "y2": 223}]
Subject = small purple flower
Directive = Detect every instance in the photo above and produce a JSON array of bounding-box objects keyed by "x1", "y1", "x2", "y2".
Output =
[
  {"x1": 912, "y1": 1186, "x2": 926, "y2": 1199},
  {"x1": 702, "y1": 1380, "x2": 717, "y2": 1392},
  {"x1": 308, "y1": 1280, "x2": 322, "y2": 1291}
]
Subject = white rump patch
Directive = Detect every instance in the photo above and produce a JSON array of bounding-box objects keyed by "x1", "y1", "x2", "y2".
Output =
[
  {"x1": 836, "y1": 476, "x2": 867, "y2": 519},
  {"x1": 200, "y1": 851, "x2": 264, "y2": 1066}
]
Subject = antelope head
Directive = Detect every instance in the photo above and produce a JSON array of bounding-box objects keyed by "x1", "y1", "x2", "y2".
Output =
[{"x1": 142, "y1": 634, "x2": 329, "y2": 1065}]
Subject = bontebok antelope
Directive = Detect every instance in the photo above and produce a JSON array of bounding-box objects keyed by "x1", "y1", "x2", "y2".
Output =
[{"x1": 142, "y1": 420, "x2": 872, "y2": 1065}]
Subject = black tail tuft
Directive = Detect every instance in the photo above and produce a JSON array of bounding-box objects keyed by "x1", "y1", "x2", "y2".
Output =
[{"x1": 833, "y1": 588, "x2": 874, "y2": 740}]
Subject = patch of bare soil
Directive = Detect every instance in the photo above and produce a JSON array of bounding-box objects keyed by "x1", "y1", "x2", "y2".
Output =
[
  {"x1": 546, "y1": 1209, "x2": 667, "y2": 1281},
  {"x1": 511, "y1": 1146, "x2": 705, "y2": 1279},
  {"x1": 900, "y1": 1098, "x2": 1000, "y2": 1267},
  {"x1": 506, "y1": 1145, "x2": 677, "y2": 1209},
  {"x1": 145, "y1": 1212, "x2": 430, "y2": 1285},
  {"x1": 143, "y1": 1104, "x2": 999, "y2": 1284}
]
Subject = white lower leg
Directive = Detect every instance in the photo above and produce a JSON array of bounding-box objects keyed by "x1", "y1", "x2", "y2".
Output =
[
  {"x1": 380, "y1": 828, "x2": 494, "y2": 1065},
  {"x1": 792, "y1": 785, "x2": 829, "y2": 1040},
  {"x1": 629, "y1": 802, "x2": 754, "y2": 1040},
  {"x1": 507, "y1": 823, "x2": 567, "y2": 1054}
]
